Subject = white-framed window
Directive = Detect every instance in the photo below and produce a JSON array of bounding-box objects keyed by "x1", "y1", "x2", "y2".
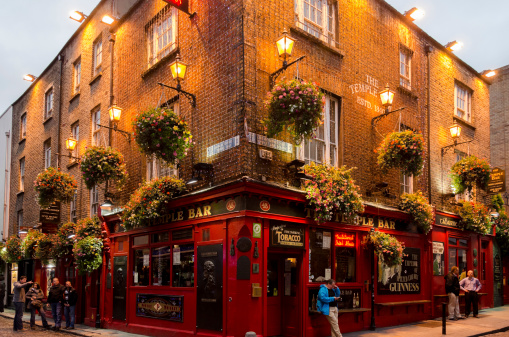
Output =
[
  {"x1": 92, "y1": 109, "x2": 101, "y2": 146},
  {"x1": 295, "y1": 0, "x2": 336, "y2": 42},
  {"x1": 71, "y1": 122, "x2": 80, "y2": 159},
  {"x1": 19, "y1": 157, "x2": 25, "y2": 192},
  {"x1": 299, "y1": 95, "x2": 339, "y2": 166},
  {"x1": 400, "y1": 173, "x2": 413, "y2": 194},
  {"x1": 90, "y1": 185, "x2": 99, "y2": 216},
  {"x1": 93, "y1": 38, "x2": 103, "y2": 75},
  {"x1": 454, "y1": 152, "x2": 472, "y2": 202},
  {"x1": 147, "y1": 6, "x2": 177, "y2": 67},
  {"x1": 74, "y1": 58, "x2": 81, "y2": 93},
  {"x1": 45, "y1": 88, "x2": 53, "y2": 119},
  {"x1": 70, "y1": 192, "x2": 77, "y2": 223},
  {"x1": 455, "y1": 83, "x2": 472, "y2": 122},
  {"x1": 147, "y1": 156, "x2": 179, "y2": 181},
  {"x1": 44, "y1": 140, "x2": 51, "y2": 169},
  {"x1": 20, "y1": 113, "x2": 27, "y2": 139},
  {"x1": 399, "y1": 51, "x2": 411, "y2": 90}
]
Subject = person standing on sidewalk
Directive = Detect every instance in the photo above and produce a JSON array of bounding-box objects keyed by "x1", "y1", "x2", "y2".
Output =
[
  {"x1": 0, "y1": 275, "x2": 5, "y2": 312},
  {"x1": 63, "y1": 281, "x2": 78, "y2": 330},
  {"x1": 445, "y1": 266, "x2": 463, "y2": 320},
  {"x1": 26, "y1": 282, "x2": 51, "y2": 330},
  {"x1": 317, "y1": 279, "x2": 342, "y2": 337},
  {"x1": 12, "y1": 275, "x2": 33, "y2": 331},
  {"x1": 47, "y1": 277, "x2": 65, "y2": 331},
  {"x1": 460, "y1": 270, "x2": 482, "y2": 318}
]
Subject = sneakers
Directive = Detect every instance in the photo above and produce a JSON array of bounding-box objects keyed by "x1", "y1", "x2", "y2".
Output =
[{"x1": 449, "y1": 317, "x2": 457, "y2": 321}]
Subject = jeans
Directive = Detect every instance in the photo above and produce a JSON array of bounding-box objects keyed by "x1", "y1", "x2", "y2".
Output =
[
  {"x1": 465, "y1": 291, "x2": 479, "y2": 316},
  {"x1": 30, "y1": 306, "x2": 49, "y2": 327},
  {"x1": 13, "y1": 302, "x2": 24, "y2": 331},
  {"x1": 448, "y1": 292, "x2": 460, "y2": 318},
  {"x1": 64, "y1": 305, "x2": 76, "y2": 328},
  {"x1": 50, "y1": 302, "x2": 63, "y2": 327}
]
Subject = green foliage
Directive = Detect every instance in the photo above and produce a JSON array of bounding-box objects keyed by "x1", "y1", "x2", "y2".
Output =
[
  {"x1": 365, "y1": 231, "x2": 405, "y2": 267},
  {"x1": 495, "y1": 213, "x2": 509, "y2": 255},
  {"x1": 265, "y1": 79, "x2": 325, "y2": 145},
  {"x1": 303, "y1": 162, "x2": 364, "y2": 223},
  {"x1": 34, "y1": 234, "x2": 54, "y2": 265},
  {"x1": 34, "y1": 167, "x2": 77, "y2": 208},
  {"x1": 399, "y1": 191, "x2": 434, "y2": 234},
  {"x1": 73, "y1": 237, "x2": 103, "y2": 275},
  {"x1": 3, "y1": 237, "x2": 23, "y2": 263},
  {"x1": 51, "y1": 222, "x2": 76, "y2": 258},
  {"x1": 22, "y1": 230, "x2": 45, "y2": 259},
  {"x1": 492, "y1": 194, "x2": 504, "y2": 213},
  {"x1": 450, "y1": 156, "x2": 490, "y2": 194},
  {"x1": 376, "y1": 130, "x2": 425, "y2": 176},
  {"x1": 80, "y1": 146, "x2": 127, "y2": 190},
  {"x1": 457, "y1": 202, "x2": 492, "y2": 235}
]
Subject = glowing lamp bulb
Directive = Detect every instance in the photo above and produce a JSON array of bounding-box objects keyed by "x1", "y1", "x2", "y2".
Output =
[
  {"x1": 449, "y1": 123, "x2": 462, "y2": 139},
  {"x1": 70, "y1": 11, "x2": 85, "y2": 23},
  {"x1": 379, "y1": 84, "x2": 395, "y2": 108},
  {"x1": 169, "y1": 54, "x2": 187, "y2": 81},
  {"x1": 109, "y1": 105, "x2": 122, "y2": 123},
  {"x1": 65, "y1": 136, "x2": 77, "y2": 151},
  {"x1": 276, "y1": 30, "x2": 295, "y2": 58},
  {"x1": 101, "y1": 15, "x2": 115, "y2": 25}
]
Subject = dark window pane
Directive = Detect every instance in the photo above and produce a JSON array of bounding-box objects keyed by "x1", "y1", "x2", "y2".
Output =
[
  {"x1": 448, "y1": 248, "x2": 457, "y2": 272},
  {"x1": 133, "y1": 235, "x2": 149, "y2": 246},
  {"x1": 335, "y1": 247, "x2": 356, "y2": 283},
  {"x1": 151, "y1": 246, "x2": 171, "y2": 286},
  {"x1": 172, "y1": 244, "x2": 194, "y2": 287},
  {"x1": 267, "y1": 258, "x2": 279, "y2": 297},
  {"x1": 173, "y1": 228, "x2": 193, "y2": 241},
  {"x1": 459, "y1": 239, "x2": 468, "y2": 247},
  {"x1": 449, "y1": 238, "x2": 457, "y2": 246},
  {"x1": 458, "y1": 249, "x2": 467, "y2": 280},
  {"x1": 152, "y1": 232, "x2": 169, "y2": 243},
  {"x1": 309, "y1": 229, "x2": 332, "y2": 283},
  {"x1": 133, "y1": 249, "x2": 150, "y2": 286}
]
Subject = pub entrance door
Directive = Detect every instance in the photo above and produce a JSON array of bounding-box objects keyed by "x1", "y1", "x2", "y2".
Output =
[
  {"x1": 112, "y1": 256, "x2": 127, "y2": 321},
  {"x1": 266, "y1": 252, "x2": 302, "y2": 337}
]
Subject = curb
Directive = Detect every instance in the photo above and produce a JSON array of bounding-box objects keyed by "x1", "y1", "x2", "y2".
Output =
[
  {"x1": 469, "y1": 326, "x2": 509, "y2": 337},
  {"x1": 0, "y1": 312, "x2": 88, "y2": 337}
]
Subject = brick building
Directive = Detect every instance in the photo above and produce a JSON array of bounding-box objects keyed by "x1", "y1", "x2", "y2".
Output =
[{"x1": 7, "y1": 0, "x2": 494, "y2": 336}]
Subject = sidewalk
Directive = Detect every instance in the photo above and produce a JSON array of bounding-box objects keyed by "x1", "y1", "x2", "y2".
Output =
[{"x1": 343, "y1": 306, "x2": 509, "y2": 337}]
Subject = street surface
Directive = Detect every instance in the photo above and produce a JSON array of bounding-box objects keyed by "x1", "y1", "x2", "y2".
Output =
[{"x1": 0, "y1": 315, "x2": 69, "y2": 336}]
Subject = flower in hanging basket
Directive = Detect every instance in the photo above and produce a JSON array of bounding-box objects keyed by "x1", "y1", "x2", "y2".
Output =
[
  {"x1": 80, "y1": 146, "x2": 127, "y2": 190},
  {"x1": 75, "y1": 216, "x2": 102, "y2": 241},
  {"x1": 457, "y1": 201, "x2": 492, "y2": 235},
  {"x1": 35, "y1": 234, "x2": 54, "y2": 265},
  {"x1": 121, "y1": 176, "x2": 186, "y2": 230},
  {"x1": 51, "y1": 222, "x2": 77, "y2": 259},
  {"x1": 34, "y1": 167, "x2": 77, "y2": 209},
  {"x1": 265, "y1": 79, "x2": 325, "y2": 144},
  {"x1": 22, "y1": 229, "x2": 45, "y2": 259},
  {"x1": 73, "y1": 236, "x2": 103, "y2": 275},
  {"x1": 376, "y1": 130, "x2": 425, "y2": 176},
  {"x1": 364, "y1": 231, "x2": 405, "y2": 268},
  {"x1": 399, "y1": 191, "x2": 434, "y2": 234},
  {"x1": 2, "y1": 236, "x2": 23, "y2": 263},
  {"x1": 303, "y1": 162, "x2": 364, "y2": 223},
  {"x1": 450, "y1": 156, "x2": 490, "y2": 194},
  {"x1": 132, "y1": 107, "x2": 193, "y2": 163}
]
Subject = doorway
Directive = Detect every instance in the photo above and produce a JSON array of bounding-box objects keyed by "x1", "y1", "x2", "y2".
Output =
[{"x1": 266, "y1": 253, "x2": 301, "y2": 337}]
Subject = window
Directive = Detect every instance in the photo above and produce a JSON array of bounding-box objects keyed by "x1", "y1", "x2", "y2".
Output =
[
  {"x1": 17, "y1": 210, "x2": 23, "y2": 229},
  {"x1": 401, "y1": 173, "x2": 413, "y2": 194},
  {"x1": 45, "y1": 88, "x2": 53, "y2": 119},
  {"x1": 147, "y1": 6, "x2": 177, "y2": 67},
  {"x1": 90, "y1": 185, "x2": 99, "y2": 216},
  {"x1": 335, "y1": 233, "x2": 356, "y2": 283},
  {"x1": 448, "y1": 237, "x2": 468, "y2": 280},
  {"x1": 92, "y1": 109, "x2": 101, "y2": 146},
  {"x1": 93, "y1": 38, "x2": 103, "y2": 75},
  {"x1": 455, "y1": 83, "x2": 472, "y2": 122},
  {"x1": 309, "y1": 229, "x2": 332, "y2": 282},
  {"x1": 295, "y1": 0, "x2": 336, "y2": 42},
  {"x1": 71, "y1": 122, "x2": 79, "y2": 159},
  {"x1": 70, "y1": 192, "x2": 77, "y2": 223},
  {"x1": 44, "y1": 139, "x2": 51, "y2": 169},
  {"x1": 74, "y1": 58, "x2": 81, "y2": 93},
  {"x1": 302, "y1": 95, "x2": 339, "y2": 166},
  {"x1": 19, "y1": 158, "x2": 25, "y2": 191},
  {"x1": 132, "y1": 231, "x2": 194, "y2": 287},
  {"x1": 399, "y1": 51, "x2": 411, "y2": 90},
  {"x1": 454, "y1": 152, "x2": 472, "y2": 202},
  {"x1": 147, "y1": 156, "x2": 178, "y2": 181},
  {"x1": 20, "y1": 113, "x2": 27, "y2": 139}
]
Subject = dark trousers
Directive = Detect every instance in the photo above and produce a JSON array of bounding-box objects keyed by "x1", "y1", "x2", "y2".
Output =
[
  {"x1": 50, "y1": 302, "x2": 63, "y2": 327},
  {"x1": 13, "y1": 302, "x2": 24, "y2": 331},
  {"x1": 465, "y1": 291, "x2": 479, "y2": 316},
  {"x1": 64, "y1": 305, "x2": 75, "y2": 328},
  {"x1": 0, "y1": 296, "x2": 5, "y2": 312},
  {"x1": 30, "y1": 306, "x2": 49, "y2": 327}
]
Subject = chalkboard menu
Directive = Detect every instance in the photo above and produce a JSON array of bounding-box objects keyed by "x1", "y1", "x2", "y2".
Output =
[{"x1": 378, "y1": 247, "x2": 420, "y2": 295}]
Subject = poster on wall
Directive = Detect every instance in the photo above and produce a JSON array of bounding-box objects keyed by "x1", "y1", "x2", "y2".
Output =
[
  {"x1": 433, "y1": 242, "x2": 445, "y2": 276},
  {"x1": 136, "y1": 294, "x2": 183, "y2": 322},
  {"x1": 196, "y1": 244, "x2": 223, "y2": 331},
  {"x1": 269, "y1": 222, "x2": 305, "y2": 248},
  {"x1": 377, "y1": 247, "x2": 420, "y2": 295}
]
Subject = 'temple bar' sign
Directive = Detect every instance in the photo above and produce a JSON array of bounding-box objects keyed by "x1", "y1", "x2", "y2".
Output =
[
  {"x1": 162, "y1": 0, "x2": 191, "y2": 15},
  {"x1": 488, "y1": 167, "x2": 506, "y2": 194}
]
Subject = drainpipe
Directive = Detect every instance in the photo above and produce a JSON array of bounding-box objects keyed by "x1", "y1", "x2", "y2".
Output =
[
  {"x1": 425, "y1": 45, "x2": 432, "y2": 204},
  {"x1": 3, "y1": 131, "x2": 10, "y2": 240},
  {"x1": 57, "y1": 54, "x2": 64, "y2": 169}
]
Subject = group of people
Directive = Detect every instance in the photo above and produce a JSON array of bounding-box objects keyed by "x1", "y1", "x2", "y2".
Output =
[
  {"x1": 445, "y1": 266, "x2": 482, "y2": 320},
  {"x1": 12, "y1": 276, "x2": 78, "y2": 332}
]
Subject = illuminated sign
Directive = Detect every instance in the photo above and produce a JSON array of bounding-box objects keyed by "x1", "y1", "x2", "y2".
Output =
[
  {"x1": 162, "y1": 0, "x2": 191, "y2": 15},
  {"x1": 335, "y1": 232, "x2": 355, "y2": 247}
]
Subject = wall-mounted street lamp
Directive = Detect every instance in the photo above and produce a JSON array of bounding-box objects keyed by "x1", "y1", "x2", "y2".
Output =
[
  {"x1": 54, "y1": 135, "x2": 81, "y2": 161},
  {"x1": 97, "y1": 105, "x2": 131, "y2": 143},
  {"x1": 371, "y1": 84, "x2": 406, "y2": 127},
  {"x1": 445, "y1": 40, "x2": 463, "y2": 52},
  {"x1": 100, "y1": 199, "x2": 114, "y2": 212},
  {"x1": 23, "y1": 74, "x2": 37, "y2": 82},
  {"x1": 481, "y1": 70, "x2": 496, "y2": 78},
  {"x1": 269, "y1": 29, "x2": 306, "y2": 87},
  {"x1": 158, "y1": 53, "x2": 197, "y2": 107},
  {"x1": 69, "y1": 11, "x2": 88, "y2": 23},
  {"x1": 101, "y1": 14, "x2": 117, "y2": 25},
  {"x1": 404, "y1": 7, "x2": 425, "y2": 21}
]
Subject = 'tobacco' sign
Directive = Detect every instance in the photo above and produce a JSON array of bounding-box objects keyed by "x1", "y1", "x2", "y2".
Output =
[{"x1": 162, "y1": 0, "x2": 191, "y2": 15}]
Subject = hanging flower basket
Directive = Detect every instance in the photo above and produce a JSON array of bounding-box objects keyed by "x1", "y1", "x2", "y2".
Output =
[
  {"x1": 450, "y1": 156, "x2": 490, "y2": 194},
  {"x1": 122, "y1": 176, "x2": 186, "y2": 230},
  {"x1": 303, "y1": 163, "x2": 364, "y2": 223},
  {"x1": 494, "y1": 213, "x2": 509, "y2": 254},
  {"x1": 76, "y1": 216, "x2": 102, "y2": 241},
  {"x1": 376, "y1": 130, "x2": 425, "y2": 176},
  {"x1": 51, "y1": 222, "x2": 76, "y2": 258},
  {"x1": 34, "y1": 167, "x2": 77, "y2": 208},
  {"x1": 80, "y1": 146, "x2": 127, "y2": 190},
  {"x1": 457, "y1": 201, "x2": 492, "y2": 235},
  {"x1": 3, "y1": 236, "x2": 23, "y2": 263},
  {"x1": 22, "y1": 230, "x2": 45, "y2": 259},
  {"x1": 133, "y1": 107, "x2": 193, "y2": 163},
  {"x1": 364, "y1": 231, "x2": 405, "y2": 268},
  {"x1": 265, "y1": 79, "x2": 325, "y2": 145},
  {"x1": 399, "y1": 191, "x2": 434, "y2": 234},
  {"x1": 35, "y1": 234, "x2": 54, "y2": 265},
  {"x1": 73, "y1": 237, "x2": 103, "y2": 275}
]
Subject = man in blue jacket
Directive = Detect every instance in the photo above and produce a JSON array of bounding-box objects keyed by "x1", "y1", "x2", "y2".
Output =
[{"x1": 317, "y1": 279, "x2": 342, "y2": 337}]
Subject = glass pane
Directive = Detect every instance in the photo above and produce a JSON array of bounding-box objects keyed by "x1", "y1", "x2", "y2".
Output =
[
  {"x1": 267, "y1": 258, "x2": 279, "y2": 297},
  {"x1": 458, "y1": 249, "x2": 467, "y2": 281},
  {"x1": 152, "y1": 232, "x2": 169, "y2": 243},
  {"x1": 309, "y1": 229, "x2": 331, "y2": 282},
  {"x1": 151, "y1": 246, "x2": 171, "y2": 286},
  {"x1": 335, "y1": 247, "x2": 356, "y2": 282},
  {"x1": 448, "y1": 248, "x2": 456, "y2": 273},
  {"x1": 133, "y1": 235, "x2": 149, "y2": 246},
  {"x1": 448, "y1": 237, "x2": 457, "y2": 246},
  {"x1": 172, "y1": 244, "x2": 194, "y2": 287},
  {"x1": 459, "y1": 239, "x2": 468, "y2": 247},
  {"x1": 133, "y1": 249, "x2": 150, "y2": 286}
]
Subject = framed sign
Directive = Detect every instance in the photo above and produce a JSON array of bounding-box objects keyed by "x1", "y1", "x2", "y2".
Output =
[
  {"x1": 488, "y1": 167, "x2": 506, "y2": 194},
  {"x1": 39, "y1": 201, "x2": 61, "y2": 224},
  {"x1": 269, "y1": 222, "x2": 304, "y2": 249},
  {"x1": 378, "y1": 247, "x2": 420, "y2": 295},
  {"x1": 197, "y1": 244, "x2": 223, "y2": 331},
  {"x1": 136, "y1": 294, "x2": 183, "y2": 322},
  {"x1": 433, "y1": 242, "x2": 445, "y2": 276}
]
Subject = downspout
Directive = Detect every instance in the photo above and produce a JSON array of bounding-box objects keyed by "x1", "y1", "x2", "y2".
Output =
[
  {"x1": 57, "y1": 55, "x2": 64, "y2": 169},
  {"x1": 425, "y1": 45, "x2": 432, "y2": 204},
  {"x1": 3, "y1": 131, "x2": 10, "y2": 240}
]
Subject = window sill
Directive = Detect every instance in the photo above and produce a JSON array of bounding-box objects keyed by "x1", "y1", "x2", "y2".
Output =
[
  {"x1": 17, "y1": 190, "x2": 24, "y2": 196},
  {"x1": 89, "y1": 72, "x2": 102, "y2": 86},
  {"x1": 397, "y1": 85, "x2": 418, "y2": 99},
  {"x1": 290, "y1": 27, "x2": 344, "y2": 58},
  {"x1": 67, "y1": 161, "x2": 79, "y2": 169},
  {"x1": 453, "y1": 116, "x2": 476, "y2": 130},
  {"x1": 69, "y1": 92, "x2": 80, "y2": 103},
  {"x1": 19, "y1": 138, "x2": 26, "y2": 145},
  {"x1": 142, "y1": 48, "x2": 179, "y2": 79},
  {"x1": 43, "y1": 116, "x2": 53, "y2": 125}
]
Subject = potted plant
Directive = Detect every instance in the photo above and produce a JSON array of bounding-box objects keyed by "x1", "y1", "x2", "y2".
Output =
[
  {"x1": 73, "y1": 237, "x2": 103, "y2": 275},
  {"x1": 457, "y1": 201, "x2": 492, "y2": 235},
  {"x1": 376, "y1": 130, "x2": 425, "y2": 176},
  {"x1": 364, "y1": 231, "x2": 405, "y2": 267},
  {"x1": 80, "y1": 146, "x2": 127, "y2": 190},
  {"x1": 122, "y1": 176, "x2": 186, "y2": 230},
  {"x1": 132, "y1": 107, "x2": 193, "y2": 163},
  {"x1": 34, "y1": 167, "x2": 77, "y2": 208},
  {"x1": 51, "y1": 222, "x2": 76, "y2": 258},
  {"x1": 399, "y1": 191, "x2": 434, "y2": 234},
  {"x1": 22, "y1": 229, "x2": 45, "y2": 259},
  {"x1": 303, "y1": 162, "x2": 364, "y2": 223},
  {"x1": 450, "y1": 155, "x2": 490, "y2": 194},
  {"x1": 265, "y1": 79, "x2": 325, "y2": 144}
]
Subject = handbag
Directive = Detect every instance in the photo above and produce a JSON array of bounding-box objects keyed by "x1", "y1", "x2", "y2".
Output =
[{"x1": 30, "y1": 300, "x2": 43, "y2": 309}]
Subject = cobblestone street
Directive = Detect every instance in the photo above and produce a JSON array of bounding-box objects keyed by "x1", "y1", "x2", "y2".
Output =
[{"x1": 0, "y1": 315, "x2": 69, "y2": 336}]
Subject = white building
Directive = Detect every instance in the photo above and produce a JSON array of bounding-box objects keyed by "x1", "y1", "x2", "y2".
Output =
[{"x1": 0, "y1": 106, "x2": 12, "y2": 241}]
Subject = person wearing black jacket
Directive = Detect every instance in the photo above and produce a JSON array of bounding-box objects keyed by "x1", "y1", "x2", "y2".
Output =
[
  {"x1": 444, "y1": 266, "x2": 463, "y2": 320},
  {"x1": 47, "y1": 277, "x2": 65, "y2": 331},
  {"x1": 63, "y1": 281, "x2": 78, "y2": 329}
]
